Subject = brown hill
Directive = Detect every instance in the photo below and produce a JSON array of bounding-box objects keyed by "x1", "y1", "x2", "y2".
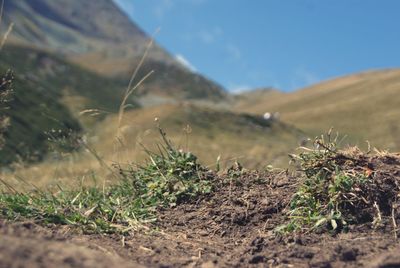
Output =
[{"x1": 236, "y1": 69, "x2": 400, "y2": 151}]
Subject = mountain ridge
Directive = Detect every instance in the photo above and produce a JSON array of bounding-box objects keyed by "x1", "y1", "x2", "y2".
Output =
[
  {"x1": 2, "y1": 0, "x2": 167, "y2": 59},
  {"x1": 1, "y1": 0, "x2": 227, "y2": 101}
]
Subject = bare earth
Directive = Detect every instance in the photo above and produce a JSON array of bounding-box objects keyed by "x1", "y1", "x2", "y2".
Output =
[{"x1": 1, "y1": 162, "x2": 400, "y2": 267}]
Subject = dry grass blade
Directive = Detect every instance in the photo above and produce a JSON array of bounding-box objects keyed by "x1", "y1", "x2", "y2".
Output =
[
  {"x1": 0, "y1": 22, "x2": 13, "y2": 51},
  {"x1": 0, "y1": 177, "x2": 19, "y2": 194},
  {"x1": 116, "y1": 28, "x2": 160, "y2": 141},
  {"x1": 125, "y1": 28, "x2": 160, "y2": 97},
  {"x1": 0, "y1": 0, "x2": 13, "y2": 52},
  {"x1": 392, "y1": 206, "x2": 397, "y2": 239},
  {"x1": 80, "y1": 142, "x2": 114, "y2": 174},
  {"x1": 0, "y1": 0, "x2": 14, "y2": 53},
  {"x1": 79, "y1": 108, "x2": 111, "y2": 117}
]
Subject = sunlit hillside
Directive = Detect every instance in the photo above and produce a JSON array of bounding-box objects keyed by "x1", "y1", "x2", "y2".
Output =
[
  {"x1": 236, "y1": 69, "x2": 400, "y2": 151},
  {"x1": 92, "y1": 103, "x2": 304, "y2": 166}
]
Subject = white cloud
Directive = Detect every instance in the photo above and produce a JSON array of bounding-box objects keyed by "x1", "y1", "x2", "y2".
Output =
[
  {"x1": 175, "y1": 54, "x2": 197, "y2": 72},
  {"x1": 226, "y1": 44, "x2": 241, "y2": 61}
]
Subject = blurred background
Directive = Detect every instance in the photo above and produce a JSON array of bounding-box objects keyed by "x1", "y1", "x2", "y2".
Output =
[{"x1": 0, "y1": 0, "x2": 399, "y2": 187}]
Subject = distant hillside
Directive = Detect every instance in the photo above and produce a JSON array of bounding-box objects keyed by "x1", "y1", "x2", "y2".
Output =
[
  {"x1": 89, "y1": 103, "x2": 305, "y2": 169},
  {"x1": 0, "y1": 44, "x2": 137, "y2": 164},
  {"x1": 234, "y1": 88, "x2": 284, "y2": 110},
  {"x1": 236, "y1": 69, "x2": 400, "y2": 151},
  {"x1": 2, "y1": 0, "x2": 227, "y2": 102}
]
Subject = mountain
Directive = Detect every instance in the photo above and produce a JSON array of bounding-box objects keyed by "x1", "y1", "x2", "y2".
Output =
[
  {"x1": 2, "y1": 0, "x2": 171, "y2": 64},
  {"x1": 2, "y1": 0, "x2": 227, "y2": 102},
  {"x1": 235, "y1": 69, "x2": 400, "y2": 151},
  {"x1": 0, "y1": 0, "x2": 231, "y2": 165}
]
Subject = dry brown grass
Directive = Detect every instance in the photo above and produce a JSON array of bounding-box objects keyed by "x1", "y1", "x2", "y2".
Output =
[
  {"x1": 1, "y1": 103, "x2": 304, "y2": 190},
  {"x1": 235, "y1": 69, "x2": 400, "y2": 152}
]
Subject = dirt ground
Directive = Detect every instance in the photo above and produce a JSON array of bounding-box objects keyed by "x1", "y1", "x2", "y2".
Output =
[{"x1": 1, "y1": 156, "x2": 400, "y2": 268}]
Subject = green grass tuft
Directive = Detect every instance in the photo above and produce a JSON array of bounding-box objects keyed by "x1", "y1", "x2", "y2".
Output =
[
  {"x1": 116, "y1": 127, "x2": 213, "y2": 207},
  {"x1": 0, "y1": 130, "x2": 213, "y2": 234},
  {"x1": 278, "y1": 130, "x2": 396, "y2": 234}
]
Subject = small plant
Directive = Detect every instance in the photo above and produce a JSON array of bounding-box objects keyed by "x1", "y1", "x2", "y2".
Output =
[
  {"x1": 279, "y1": 130, "x2": 399, "y2": 234},
  {"x1": 0, "y1": 128, "x2": 213, "y2": 234},
  {"x1": 116, "y1": 127, "x2": 213, "y2": 208}
]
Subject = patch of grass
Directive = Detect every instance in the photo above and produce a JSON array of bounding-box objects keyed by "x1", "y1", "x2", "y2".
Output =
[
  {"x1": 279, "y1": 130, "x2": 399, "y2": 234},
  {"x1": 116, "y1": 127, "x2": 213, "y2": 207},
  {"x1": 0, "y1": 130, "x2": 213, "y2": 234}
]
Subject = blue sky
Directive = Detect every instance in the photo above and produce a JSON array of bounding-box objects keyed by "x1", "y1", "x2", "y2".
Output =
[{"x1": 113, "y1": 0, "x2": 400, "y2": 92}]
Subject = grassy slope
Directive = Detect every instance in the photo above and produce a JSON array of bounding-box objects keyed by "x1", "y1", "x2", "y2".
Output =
[
  {"x1": 0, "y1": 45, "x2": 131, "y2": 112},
  {"x1": 235, "y1": 69, "x2": 400, "y2": 151},
  {"x1": 0, "y1": 44, "x2": 137, "y2": 164},
  {"x1": 92, "y1": 103, "x2": 305, "y2": 169}
]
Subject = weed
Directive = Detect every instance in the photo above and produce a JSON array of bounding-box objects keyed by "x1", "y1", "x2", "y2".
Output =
[
  {"x1": 279, "y1": 130, "x2": 400, "y2": 234},
  {"x1": 0, "y1": 129, "x2": 213, "y2": 234},
  {"x1": 116, "y1": 127, "x2": 213, "y2": 207},
  {"x1": 225, "y1": 161, "x2": 246, "y2": 186}
]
